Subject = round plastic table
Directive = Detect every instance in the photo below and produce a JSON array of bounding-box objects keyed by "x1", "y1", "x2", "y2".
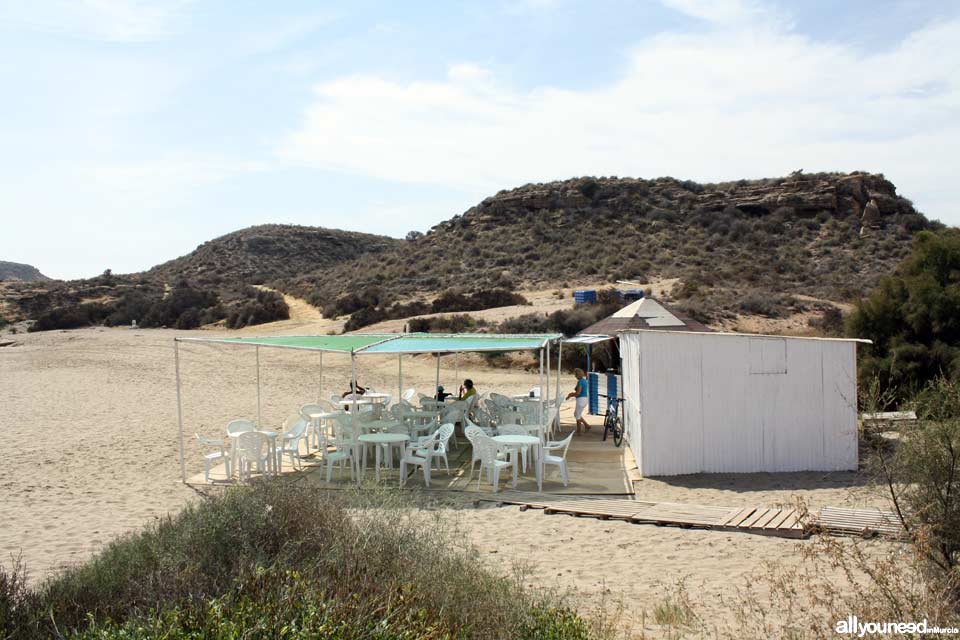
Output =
[
  {"x1": 358, "y1": 432, "x2": 409, "y2": 482},
  {"x1": 492, "y1": 434, "x2": 542, "y2": 490}
]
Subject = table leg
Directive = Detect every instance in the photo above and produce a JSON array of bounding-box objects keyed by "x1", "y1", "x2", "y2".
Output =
[
  {"x1": 535, "y1": 443, "x2": 542, "y2": 492},
  {"x1": 375, "y1": 445, "x2": 382, "y2": 482}
]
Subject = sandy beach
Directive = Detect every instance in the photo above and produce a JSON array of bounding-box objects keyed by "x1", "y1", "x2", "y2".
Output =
[{"x1": 1, "y1": 315, "x2": 893, "y2": 636}]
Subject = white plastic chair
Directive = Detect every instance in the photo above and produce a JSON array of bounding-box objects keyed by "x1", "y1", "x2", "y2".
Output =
[
  {"x1": 299, "y1": 403, "x2": 328, "y2": 450},
  {"x1": 414, "y1": 423, "x2": 454, "y2": 474},
  {"x1": 226, "y1": 419, "x2": 256, "y2": 436},
  {"x1": 277, "y1": 415, "x2": 308, "y2": 471},
  {"x1": 399, "y1": 431, "x2": 441, "y2": 488},
  {"x1": 326, "y1": 416, "x2": 356, "y2": 483},
  {"x1": 401, "y1": 388, "x2": 417, "y2": 402},
  {"x1": 235, "y1": 431, "x2": 270, "y2": 481},
  {"x1": 464, "y1": 425, "x2": 487, "y2": 481},
  {"x1": 475, "y1": 434, "x2": 516, "y2": 492},
  {"x1": 196, "y1": 433, "x2": 230, "y2": 482},
  {"x1": 543, "y1": 432, "x2": 574, "y2": 486}
]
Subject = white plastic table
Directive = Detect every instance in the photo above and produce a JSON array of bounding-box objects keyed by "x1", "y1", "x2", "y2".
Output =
[
  {"x1": 307, "y1": 410, "x2": 342, "y2": 450},
  {"x1": 492, "y1": 434, "x2": 542, "y2": 491},
  {"x1": 358, "y1": 432, "x2": 409, "y2": 482}
]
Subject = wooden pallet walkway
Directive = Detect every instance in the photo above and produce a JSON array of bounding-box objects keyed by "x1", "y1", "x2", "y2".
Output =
[
  {"x1": 813, "y1": 506, "x2": 905, "y2": 538},
  {"x1": 479, "y1": 491, "x2": 809, "y2": 538},
  {"x1": 479, "y1": 491, "x2": 904, "y2": 540}
]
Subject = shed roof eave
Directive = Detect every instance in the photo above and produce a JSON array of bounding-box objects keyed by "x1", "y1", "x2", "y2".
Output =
[{"x1": 618, "y1": 329, "x2": 873, "y2": 344}]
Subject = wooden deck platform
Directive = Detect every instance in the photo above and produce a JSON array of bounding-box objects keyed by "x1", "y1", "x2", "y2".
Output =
[{"x1": 479, "y1": 491, "x2": 903, "y2": 540}]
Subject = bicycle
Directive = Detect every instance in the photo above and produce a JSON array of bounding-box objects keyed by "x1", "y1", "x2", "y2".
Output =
[{"x1": 599, "y1": 395, "x2": 624, "y2": 447}]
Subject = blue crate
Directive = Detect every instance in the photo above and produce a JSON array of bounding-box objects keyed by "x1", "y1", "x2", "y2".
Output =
[
  {"x1": 588, "y1": 372, "x2": 600, "y2": 415},
  {"x1": 574, "y1": 289, "x2": 597, "y2": 305}
]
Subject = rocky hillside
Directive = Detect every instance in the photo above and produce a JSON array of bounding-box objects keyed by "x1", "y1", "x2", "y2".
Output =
[
  {"x1": 1, "y1": 225, "x2": 398, "y2": 327},
  {"x1": 283, "y1": 172, "x2": 933, "y2": 325},
  {"x1": 0, "y1": 261, "x2": 50, "y2": 282},
  {"x1": 3, "y1": 171, "x2": 936, "y2": 331},
  {"x1": 148, "y1": 224, "x2": 400, "y2": 287}
]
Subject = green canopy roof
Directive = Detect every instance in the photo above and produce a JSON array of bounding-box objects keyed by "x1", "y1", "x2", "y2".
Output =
[
  {"x1": 360, "y1": 334, "x2": 556, "y2": 354},
  {"x1": 177, "y1": 333, "x2": 560, "y2": 354}
]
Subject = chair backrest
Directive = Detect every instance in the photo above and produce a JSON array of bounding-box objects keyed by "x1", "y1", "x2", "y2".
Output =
[
  {"x1": 498, "y1": 425, "x2": 527, "y2": 437},
  {"x1": 474, "y1": 434, "x2": 500, "y2": 465},
  {"x1": 390, "y1": 404, "x2": 405, "y2": 421},
  {"x1": 489, "y1": 393, "x2": 512, "y2": 407},
  {"x1": 195, "y1": 433, "x2": 221, "y2": 447},
  {"x1": 299, "y1": 403, "x2": 325, "y2": 420},
  {"x1": 498, "y1": 412, "x2": 521, "y2": 426},
  {"x1": 550, "y1": 432, "x2": 575, "y2": 458},
  {"x1": 330, "y1": 394, "x2": 343, "y2": 405},
  {"x1": 332, "y1": 415, "x2": 356, "y2": 443},
  {"x1": 283, "y1": 415, "x2": 308, "y2": 438},
  {"x1": 402, "y1": 388, "x2": 417, "y2": 402},
  {"x1": 227, "y1": 419, "x2": 256, "y2": 436},
  {"x1": 236, "y1": 431, "x2": 268, "y2": 460},
  {"x1": 436, "y1": 423, "x2": 455, "y2": 448},
  {"x1": 464, "y1": 425, "x2": 484, "y2": 444}
]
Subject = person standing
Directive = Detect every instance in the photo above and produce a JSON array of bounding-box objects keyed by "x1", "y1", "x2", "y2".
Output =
[{"x1": 566, "y1": 368, "x2": 590, "y2": 435}]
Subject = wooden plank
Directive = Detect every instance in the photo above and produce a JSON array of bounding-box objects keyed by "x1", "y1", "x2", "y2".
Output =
[
  {"x1": 765, "y1": 509, "x2": 796, "y2": 530},
  {"x1": 719, "y1": 507, "x2": 751, "y2": 527},
  {"x1": 753, "y1": 509, "x2": 784, "y2": 529},
  {"x1": 739, "y1": 507, "x2": 771, "y2": 529}
]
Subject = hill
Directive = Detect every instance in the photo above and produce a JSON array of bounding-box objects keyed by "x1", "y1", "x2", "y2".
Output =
[
  {"x1": 282, "y1": 171, "x2": 933, "y2": 326},
  {"x1": 3, "y1": 172, "x2": 936, "y2": 332},
  {"x1": 2, "y1": 225, "x2": 398, "y2": 330},
  {"x1": 0, "y1": 260, "x2": 50, "y2": 282},
  {"x1": 147, "y1": 224, "x2": 401, "y2": 286}
]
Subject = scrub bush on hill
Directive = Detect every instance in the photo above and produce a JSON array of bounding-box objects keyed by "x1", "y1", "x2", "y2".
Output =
[
  {"x1": 27, "y1": 284, "x2": 288, "y2": 332},
  {"x1": 0, "y1": 485, "x2": 598, "y2": 640},
  {"x1": 339, "y1": 288, "x2": 528, "y2": 331}
]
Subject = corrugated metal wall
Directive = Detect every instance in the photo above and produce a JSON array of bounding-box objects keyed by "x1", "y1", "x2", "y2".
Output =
[{"x1": 622, "y1": 331, "x2": 859, "y2": 476}]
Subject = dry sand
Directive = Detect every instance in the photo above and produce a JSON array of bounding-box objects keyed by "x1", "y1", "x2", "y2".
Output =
[{"x1": 0, "y1": 300, "x2": 894, "y2": 637}]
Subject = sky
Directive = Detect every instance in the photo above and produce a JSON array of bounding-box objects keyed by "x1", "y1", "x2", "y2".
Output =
[{"x1": 1, "y1": 0, "x2": 958, "y2": 280}]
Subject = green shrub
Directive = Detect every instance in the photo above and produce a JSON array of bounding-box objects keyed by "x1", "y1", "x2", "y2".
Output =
[
  {"x1": 848, "y1": 229, "x2": 960, "y2": 403},
  {"x1": 0, "y1": 485, "x2": 596, "y2": 640}
]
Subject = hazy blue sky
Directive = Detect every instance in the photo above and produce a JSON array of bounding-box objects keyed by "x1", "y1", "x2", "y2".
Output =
[{"x1": 2, "y1": 0, "x2": 958, "y2": 279}]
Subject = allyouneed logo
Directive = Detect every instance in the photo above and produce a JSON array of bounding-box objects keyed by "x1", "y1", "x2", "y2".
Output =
[{"x1": 835, "y1": 616, "x2": 959, "y2": 636}]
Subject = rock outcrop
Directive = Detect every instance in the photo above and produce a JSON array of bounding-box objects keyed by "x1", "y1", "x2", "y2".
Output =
[{"x1": 0, "y1": 261, "x2": 51, "y2": 282}]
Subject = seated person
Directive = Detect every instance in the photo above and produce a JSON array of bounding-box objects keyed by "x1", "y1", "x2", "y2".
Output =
[
  {"x1": 341, "y1": 381, "x2": 367, "y2": 398},
  {"x1": 458, "y1": 379, "x2": 477, "y2": 402},
  {"x1": 435, "y1": 385, "x2": 453, "y2": 402}
]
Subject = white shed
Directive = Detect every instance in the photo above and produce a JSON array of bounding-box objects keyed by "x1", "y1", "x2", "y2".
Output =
[{"x1": 619, "y1": 330, "x2": 865, "y2": 476}]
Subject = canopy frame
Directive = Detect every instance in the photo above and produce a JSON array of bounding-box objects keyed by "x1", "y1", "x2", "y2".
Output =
[{"x1": 174, "y1": 332, "x2": 562, "y2": 482}]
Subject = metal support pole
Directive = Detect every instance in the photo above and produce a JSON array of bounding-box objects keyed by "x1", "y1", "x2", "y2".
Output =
[
  {"x1": 398, "y1": 354, "x2": 403, "y2": 402},
  {"x1": 318, "y1": 351, "x2": 323, "y2": 403},
  {"x1": 586, "y1": 344, "x2": 593, "y2": 415},
  {"x1": 435, "y1": 353, "x2": 440, "y2": 392},
  {"x1": 545, "y1": 341, "x2": 551, "y2": 411},
  {"x1": 351, "y1": 352, "x2": 358, "y2": 414},
  {"x1": 255, "y1": 345, "x2": 262, "y2": 427},
  {"x1": 556, "y1": 340, "x2": 563, "y2": 401},
  {"x1": 538, "y1": 347, "x2": 545, "y2": 427},
  {"x1": 556, "y1": 340, "x2": 563, "y2": 432},
  {"x1": 175, "y1": 339, "x2": 186, "y2": 483},
  {"x1": 455, "y1": 352, "x2": 459, "y2": 391},
  {"x1": 351, "y1": 351, "x2": 359, "y2": 483}
]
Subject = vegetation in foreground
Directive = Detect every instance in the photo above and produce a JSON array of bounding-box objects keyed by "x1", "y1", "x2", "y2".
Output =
[
  {"x1": 0, "y1": 485, "x2": 597, "y2": 640},
  {"x1": 848, "y1": 228, "x2": 960, "y2": 405}
]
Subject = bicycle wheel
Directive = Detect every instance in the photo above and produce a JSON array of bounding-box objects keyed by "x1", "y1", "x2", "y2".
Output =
[
  {"x1": 612, "y1": 418, "x2": 623, "y2": 447},
  {"x1": 601, "y1": 412, "x2": 613, "y2": 441}
]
